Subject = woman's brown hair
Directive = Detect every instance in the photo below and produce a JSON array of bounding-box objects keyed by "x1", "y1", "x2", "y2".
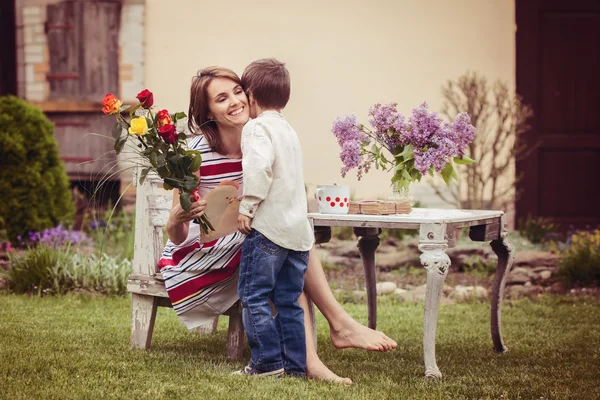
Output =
[{"x1": 188, "y1": 66, "x2": 242, "y2": 155}]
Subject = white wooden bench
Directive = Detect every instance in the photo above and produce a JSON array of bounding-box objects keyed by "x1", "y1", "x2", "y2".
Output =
[{"x1": 127, "y1": 172, "x2": 244, "y2": 360}]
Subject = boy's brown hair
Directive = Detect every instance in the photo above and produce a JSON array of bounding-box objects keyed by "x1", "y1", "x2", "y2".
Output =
[{"x1": 241, "y1": 58, "x2": 290, "y2": 110}]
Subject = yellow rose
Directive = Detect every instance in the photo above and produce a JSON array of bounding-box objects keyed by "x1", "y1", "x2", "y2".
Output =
[{"x1": 129, "y1": 116, "x2": 149, "y2": 136}]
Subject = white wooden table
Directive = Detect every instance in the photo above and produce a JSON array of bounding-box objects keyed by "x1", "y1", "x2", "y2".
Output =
[{"x1": 308, "y1": 208, "x2": 515, "y2": 379}]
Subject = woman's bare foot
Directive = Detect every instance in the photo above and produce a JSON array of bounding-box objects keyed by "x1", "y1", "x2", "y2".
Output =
[
  {"x1": 330, "y1": 317, "x2": 397, "y2": 351},
  {"x1": 307, "y1": 355, "x2": 353, "y2": 386}
]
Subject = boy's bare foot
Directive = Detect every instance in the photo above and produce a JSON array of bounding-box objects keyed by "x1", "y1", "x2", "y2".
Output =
[
  {"x1": 307, "y1": 356, "x2": 353, "y2": 386},
  {"x1": 330, "y1": 318, "x2": 397, "y2": 351}
]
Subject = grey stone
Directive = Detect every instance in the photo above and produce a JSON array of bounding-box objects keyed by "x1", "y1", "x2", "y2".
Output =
[{"x1": 376, "y1": 281, "x2": 398, "y2": 295}]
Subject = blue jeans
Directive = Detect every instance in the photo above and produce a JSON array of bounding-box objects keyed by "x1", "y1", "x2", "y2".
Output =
[{"x1": 238, "y1": 229, "x2": 309, "y2": 375}]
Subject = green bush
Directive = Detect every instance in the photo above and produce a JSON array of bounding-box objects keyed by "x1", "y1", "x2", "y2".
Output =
[
  {"x1": 517, "y1": 214, "x2": 557, "y2": 244},
  {"x1": 558, "y1": 229, "x2": 600, "y2": 287},
  {"x1": 0, "y1": 95, "x2": 74, "y2": 243},
  {"x1": 4, "y1": 244, "x2": 132, "y2": 296}
]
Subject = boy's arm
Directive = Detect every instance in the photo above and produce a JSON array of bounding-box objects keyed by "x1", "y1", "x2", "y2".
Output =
[{"x1": 239, "y1": 122, "x2": 275, "y2": 218}]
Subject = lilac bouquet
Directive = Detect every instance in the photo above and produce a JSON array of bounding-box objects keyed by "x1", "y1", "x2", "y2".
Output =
[{"x1": 332, "y1": 102, "x2": 476, "y2": 190}]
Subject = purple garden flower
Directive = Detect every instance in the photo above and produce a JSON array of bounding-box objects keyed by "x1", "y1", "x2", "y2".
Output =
[
  {"x1": 20, "y1": 224, "x2": 92, "y2": 248},
  {"x1": 368, "y1": 103, "x2": 407, "y2": 151}
]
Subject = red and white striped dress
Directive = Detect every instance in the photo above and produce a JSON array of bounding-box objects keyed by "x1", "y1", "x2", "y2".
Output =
[{"x1": 158, "y1": 135, "x2": 245, "y2": 330}]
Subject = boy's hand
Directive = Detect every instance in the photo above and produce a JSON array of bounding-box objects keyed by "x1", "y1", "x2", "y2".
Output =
[{"x1": 238, "y1": 214, "x2": 252, "y2": 235}]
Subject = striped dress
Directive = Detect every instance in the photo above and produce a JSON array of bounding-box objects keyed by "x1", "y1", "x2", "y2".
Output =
[{"x1": 158, "y1": 135, "x2": 245, "y2": 330}]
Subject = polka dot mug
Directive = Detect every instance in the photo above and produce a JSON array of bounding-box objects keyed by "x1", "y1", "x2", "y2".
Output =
[{"x1": 314, "y1": 184, "x2": 350, "y2": 214}]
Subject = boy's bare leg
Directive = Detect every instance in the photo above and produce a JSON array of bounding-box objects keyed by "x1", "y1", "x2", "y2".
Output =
[
  {"x1": 299, "y1": 292, "x2": 352, "y2": 386},
  {"x1": 304, "y1": 248, "x2": 397, "y2": 351}
]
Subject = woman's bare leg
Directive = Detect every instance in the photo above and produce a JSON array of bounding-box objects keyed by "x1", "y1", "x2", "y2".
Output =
[
  {"x1": 304, "y1": 248, "x2": 397, "y2": 351},
  {"x1": 299, "y1": 292, "x2": 352, "y2": 385}
]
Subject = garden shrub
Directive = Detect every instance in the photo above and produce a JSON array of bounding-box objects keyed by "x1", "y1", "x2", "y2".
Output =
[
  {"x1": 0, "y1": 95, "x2": 74, "y2": 243},
  {"x1": 4, "y1": 244, "x2": 132, "y2": 296},
  {"x1": 557, "y1": 229, "x2": 600, "y2": 287},
  {"x1": 517, "y1": 214, "x2": 557, "y2": 244}
]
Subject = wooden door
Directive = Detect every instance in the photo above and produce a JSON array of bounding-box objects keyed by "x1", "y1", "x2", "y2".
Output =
[
  {"x1": 0, "y1": 0, "x2": 17, "y2": 96},
  {"x1": 46, "y1": 0, "x2": 121, "y2": 100},
  {"x1": 516, "y1": 0, "x2": 600, "y2": 230}
]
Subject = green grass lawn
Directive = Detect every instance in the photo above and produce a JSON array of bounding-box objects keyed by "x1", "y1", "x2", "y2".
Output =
[{"x1": 1, "y1": 294, "x2": 599, "y2": 400}]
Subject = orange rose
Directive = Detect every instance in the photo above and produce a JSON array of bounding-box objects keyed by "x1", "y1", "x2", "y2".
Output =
[
  {"x1": 157, "y1": 109, "x2": 172, "y2": 127},
  {"x1": 101, "y1": 93, "x2": 122, "y2": 115}
]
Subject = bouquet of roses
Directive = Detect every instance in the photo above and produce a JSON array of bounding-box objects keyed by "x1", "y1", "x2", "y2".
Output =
[
  {"x1": 101, "y1": 89, "x2": 214, "y2": 234},
  {"x1": 332, "y1": 102, "x2": 476, "y2": 191}
]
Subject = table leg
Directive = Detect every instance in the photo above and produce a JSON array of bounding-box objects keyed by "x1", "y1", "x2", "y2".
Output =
[
  {"x1": 490, "y1": 227, "x2": 515, "y2": 353},
  {"x1": 418, "y1": 224, "x2": 450, "y2": 379},
  {"x1": 354, "y1": 227, "x2": 380, "y2": 330}
]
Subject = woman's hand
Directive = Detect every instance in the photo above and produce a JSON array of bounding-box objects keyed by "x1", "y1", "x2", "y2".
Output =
[{"x1": 173, "y1": 199, "x2": 207, "y2": 224}]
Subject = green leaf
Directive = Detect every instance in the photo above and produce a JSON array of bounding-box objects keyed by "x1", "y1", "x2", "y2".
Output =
[
  {"x1": 453, "y1": 155, "x2": 476, "y2": 165},
  {"x1": 157, "y1": 165, "x2": 170, "y2": 178},
  {"x1": 163, "y1": 177, "x2": 182, "y2": 189},
  {"x1": 190, "y1": 153, "x2": 202, "y2": 172},
  {"x1": 175, "y1": 112, "x2": 187, "y2": 120},
  {"x1": 181, "y1": 155, "x2": 193, "y2": 173},
  {"x1": 163, "y1": 182, "x2": 173, "y2": 190},
  {"x1": 139, "y1": 167, "x2": 151, "y2": 185},
  {"x1": 148, "y1": 152, "x2": 158, "y2": 168},
  {"x1": 401, "y1": 168, "x2": 412, "y2": 181},
  {"x1": 178, "y1": 132, "x2": 187, "y2": 141},
  {"x1": 179, "y1": 191, "x2": 192, "y2": 212},
  {"x1": 396, "y1": 145, "x2": 414, "y2": 161},
  {"x1": 111, "y1": 122, "x2": 123, "y2": 139},
  {"x1": 128, "y1": 103, "x2": 143, "y2": 119},
  {"x1": 441, "y1": 162, "x2": 456, "y2": 186},
  {"x1": 114, "y1": 135, "x2": 127, "y2": 154},
  {"x1": 118, "y1": 104, "x2": 130, "y2": 113},
  {"x1": 183, "y1": 175, "x2": 199, "y2": 191}
]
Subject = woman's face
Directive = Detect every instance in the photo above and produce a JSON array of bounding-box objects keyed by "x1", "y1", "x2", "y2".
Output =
[{"x1": 206, "y1": 77, "x2": 250, "y2": 129}]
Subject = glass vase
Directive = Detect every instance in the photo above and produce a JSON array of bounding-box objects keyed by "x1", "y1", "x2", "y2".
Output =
[{"x1": 388, "y1": 182, "x2": 415, "y2": 206}]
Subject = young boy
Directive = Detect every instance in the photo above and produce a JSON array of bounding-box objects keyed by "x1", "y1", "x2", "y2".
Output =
[{"x1": 236, "y1": 58, "x2": 314, "y2": 377}]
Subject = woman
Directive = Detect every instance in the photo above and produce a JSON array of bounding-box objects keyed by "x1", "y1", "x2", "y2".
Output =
[{"x1": 159, "y1": 67, "x2": 397, "y2": 385}]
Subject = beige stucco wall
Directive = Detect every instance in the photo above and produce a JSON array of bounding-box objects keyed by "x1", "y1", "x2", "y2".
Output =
[{"x1": 145, "y1": 0, "x2": 515, "y2": 204}]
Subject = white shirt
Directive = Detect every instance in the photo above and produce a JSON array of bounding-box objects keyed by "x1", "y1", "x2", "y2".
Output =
[{"x1": 239, "y1": 111, "x2": 314, "y2": 251}]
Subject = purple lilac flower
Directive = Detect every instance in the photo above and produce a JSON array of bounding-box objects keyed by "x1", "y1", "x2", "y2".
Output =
[
  {"x1": 450, "y1": 112, "x2": 476, "y2": 155},
  {"x1": 331, "y1": 114, "x2": 367, "y2": 146},
  {"x1": 404, "y1": 102, "x2": 444, "y2": 149},
  {"x1": 368, "y1": 103, "x2": 406, "y2": 151},
  {"x1": 339, "y1": 140, "x2": 363, "y2": 177}
]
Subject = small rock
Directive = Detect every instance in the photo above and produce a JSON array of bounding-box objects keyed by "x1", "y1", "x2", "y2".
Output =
[
  {"x1": 376, "y1": 281, "x2": 398, "y2": 295},
  {"x1": 514, "y1": 251, "x2": 559, "y2": 267},
  {"x1": 394, "y1": 288, "x2": 408, "y2": 295},
  {"x1": 507, "y1": 267, "x2": 531, "y2": 285},
  {"x1": 524, "y1": 281, "x2": 532, "y2": 287},
  {"x1": 450, "y1": 285, "x2": 488, "y2": 302},
  {"x1": 540, "y1": 270, "x2": 552, "y2": 280},
  {"x1": 352, "y1": 290, "x2": 366, "y2": 303},
  {"x1": 442, "y1": 284, "x2": 454, "y2": 296}
]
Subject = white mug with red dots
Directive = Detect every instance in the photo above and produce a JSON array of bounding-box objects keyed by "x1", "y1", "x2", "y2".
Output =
[{"x1": 314, "y1": 184, "x2": 350, "y2": 214}]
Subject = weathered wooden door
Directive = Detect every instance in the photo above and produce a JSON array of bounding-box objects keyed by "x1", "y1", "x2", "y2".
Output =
[
  {"x1": 0, "y1": 0, "x2": 17, "y2": 96},
  {"x1": 46, "y1": 0, "x2": 121, "y2": 100},
  {"x1": 516, "y1": 0, "x2": 600, "y2": 230},
  {"x1": 44, "y1": 0, "x2": 123, "y2": 207}
]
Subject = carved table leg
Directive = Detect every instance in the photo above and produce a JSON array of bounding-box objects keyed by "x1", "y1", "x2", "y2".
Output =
[
  {"x1": 354, "y1": 227, "x2": 381, "y2": 330},
  {"x1": 418, "y1": 224, "x2": 450, "y2": 379},
  {"x1": 490, "y1": 221, "x2": 515, "y2": 353}
]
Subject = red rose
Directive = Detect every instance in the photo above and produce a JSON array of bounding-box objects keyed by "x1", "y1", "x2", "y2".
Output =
[
  {"x1": 136, "y1": 89, "x2": 154, "y2": 108},
  {"x1": 157, "y1": 109, "x2": 172, "y2": 127},
  {"x1": 158, "y1": 124, "x2": 178, "y2": 144}
]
